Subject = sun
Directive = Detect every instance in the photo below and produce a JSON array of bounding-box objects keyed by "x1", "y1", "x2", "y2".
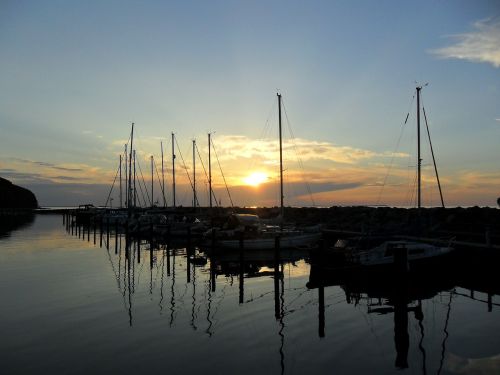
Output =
[{"x1": 243, "y1": 172, "x2": 268, "y2": 187}]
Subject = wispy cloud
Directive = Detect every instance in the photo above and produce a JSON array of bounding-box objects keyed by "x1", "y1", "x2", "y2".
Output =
[
  {"x1": 431, "y1": 18, "x2": 500, "y2": 68},
  {"x1": 208, "y1": 135, "x2": 400, "y2": 165},
  {"x1": 9, "y1": 158, "x2": 83, "y2": 172},
  {"x1": 2, "y1": 158, "x2": 110, "y2": 185}
]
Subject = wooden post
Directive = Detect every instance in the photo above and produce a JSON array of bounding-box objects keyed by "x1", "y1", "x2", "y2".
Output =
[
  {"x1": 125, "y1": 222, "x2": 129, "y2": 261},
  {"x1": 115, "y1": 222, "x2": 118, "y2": 255},
  {"x1": 137, "y1": 235, "x2": 141, "y2": 264},
  {"x1": 393, "y1": 244, "x2": 408, "y2": 274},
  {"x1": 93, "y1": 219, "x2": 96, "y2": 245},
  {"x1": 167, "y1": 225, "x2": 171, "y2": 250},
  {"x1": 274, "y1": 235, "x2": 281, "y2": 319},
  {"x1": 211, "y1": 228, "x2": 216, "y2": 255},
  {"x1": 106, "y1": 219, "x2": 110, "y2": 249},
  {"x1": 99, "y1": 217, "x2": 103, "y2": 248},
  {"x1": 274, "y1": 236, "x2": 281, "y2": 263},
  {"x1": 211, "y1": 257, "x2": 216, "y2": 292},
  {"x1": 319, "y1": 282, "x2": 325, "y2": 338},
  {"x1": 186, "y1": 243, "x2": 191, "y2": 284},
  {"x1": 166, "y1": 246, "x2": 171, "y2": 276},
  {"x1": 149, "y1": 222, "x2": 154, "y2": 269},
  {"x1": 239, "y1": 233, "x2": 244, "y2": 304}
]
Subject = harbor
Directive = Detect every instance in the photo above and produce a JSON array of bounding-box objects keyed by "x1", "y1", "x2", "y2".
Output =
[
  {"x1": 2, "y1": 2, "x2": 500, "y2": 374},
  {"x1": 1, "y1": 213, "x2": 499, "y2": 374}
]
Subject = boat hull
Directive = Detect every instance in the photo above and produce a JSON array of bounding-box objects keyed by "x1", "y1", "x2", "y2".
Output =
[{"x1": 216, "y1": 232, "x2": 321, "y2": 250}]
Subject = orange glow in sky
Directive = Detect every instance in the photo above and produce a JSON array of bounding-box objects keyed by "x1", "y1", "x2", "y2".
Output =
[{"x1": 243, "y1": 172, "x2": 268, "y2": 187}]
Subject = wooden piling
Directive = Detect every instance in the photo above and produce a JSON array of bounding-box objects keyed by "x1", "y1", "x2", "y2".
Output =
[
  {"x1": 239, "y1": 233, "x2": 244, "y2": 304},
  {"x1": 99, "y1": 217, "x2": 103, "y2": 248},
  {"x1": 167, "y1": 225, "x2": 171, "y2": 250},
  {"x1": 106, "y1": 220, "x2": 110, "y2": 249},
  {"x1": 150, "y1": 240, "x2": 154, "y2": 269},
  {"x1": 211, "y1": 228, "x2": 216, "y2": 255},
  {"x1": 125, "y1": 222, "x2": 129, "y2": 261},
  {"x1": 115, "y1": 222, "x2": 118, "y2": 255},
  {"x1": 137, "y1": 236, "x2": 141, "y2": 264},
  {"x1": 274, "y1": 235, "x2": 281, "y2": 319},
  {"x1": 186, "y1": 245, "x2": 191, "y2": 284},
  {"x1": 274, "y1": 236, "x2": 281, "y2": 263},
  {"x1": 319, "y1": 282, "x2": 325, "y2": 338},
  {"x1": 166, "y1": 246, "x2": 171, "y2": 276},
  {"x1": 393, "y1": 244, "x2": 409, "y2": 274}
]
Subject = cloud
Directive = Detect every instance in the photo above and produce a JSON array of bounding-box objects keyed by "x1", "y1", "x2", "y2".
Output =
[
  {"x1": 209, "y1": 135, "x2": 395, "y2": 165},
  {"x1": 2, "y1": 158, "x2": 111, "y2": 186},
  {"x1": 9, "y1": 158, "x2": 83, "y2": 172},
  {"x1": 430, "y1": 18, "x2": 500, "y2": 68}
]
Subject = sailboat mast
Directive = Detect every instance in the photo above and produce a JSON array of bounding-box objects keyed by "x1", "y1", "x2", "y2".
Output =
[
  {"x1": 151, "y1": 155, "x2": 154, "y2": 207},
  {"x1": 172, "y1": 132, "x2": 176, "y2": 208},
  {"x1": 161, "y1": 141, "x2": 165, "y2": 207},
  {"x1": 128, "y1": 123, "x2": 134, "y2": 217},
  {"x1": 124, "y1": 144, "x2": 128, "y2": 208},
  {"x1": 193, "y1": 139, "x2": 197, "y2": 210},
  {"x1": 208, "y1": 132, "x2": 212, "y2": 209},
  {"x1": 119, "y1": 154, "x2": 122, "y2": 208},
  {"x1": 277, "y1": 93, "x2": 284, "y2": 224},
  {"x1": 416, "y1": 87, "x2": 422, "y2": 210},
  {"x1": 422, "y1": 106, "x2": 445, "y2": 208},
  {"x1": 133, "y1": 150, "x2": 137, "y2": 208}
]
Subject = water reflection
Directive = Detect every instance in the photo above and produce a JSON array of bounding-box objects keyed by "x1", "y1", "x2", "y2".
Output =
[
  {"x1": 308, "y1": 249, "x2": 500, "y2": 374},
  {"x1": 0, "y1": 211, "x2": 35, "y2": 237},
  {"x1": 55, "y1": 218, "x2": 500, "y2": 374}
]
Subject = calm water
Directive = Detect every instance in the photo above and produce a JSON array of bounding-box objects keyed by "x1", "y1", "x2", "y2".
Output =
[{"x1": 1, "y1": 214, "x2": 499, "y2": 375}]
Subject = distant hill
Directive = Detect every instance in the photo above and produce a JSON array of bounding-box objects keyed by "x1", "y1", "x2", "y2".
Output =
[{"x1": 0, "y1": 177, "x2": 38, "y2": 209}]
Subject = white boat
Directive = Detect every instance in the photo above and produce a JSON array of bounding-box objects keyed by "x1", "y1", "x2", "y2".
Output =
[
  {"x1": 354, "y1": 240, "x2": 453, "y2": 267},
  {"x1": 212, "y1": 94, "x2": 321, "y2": 250},
  {"x1": 344, "y1": 86, "x2": 454, "y2": 267},
  {"x1": 209, "y1": 213, "x2": 321, "y2": 250}
]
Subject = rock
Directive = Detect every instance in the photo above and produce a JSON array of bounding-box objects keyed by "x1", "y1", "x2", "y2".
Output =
[{"x1": 0, "y1": 177, "x2": 38, "y2": 209}]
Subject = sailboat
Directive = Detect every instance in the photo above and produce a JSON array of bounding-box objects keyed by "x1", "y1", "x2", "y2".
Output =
[
  {"x1": 325, "y1": 85, "x2": 454, "y2": 269},
  {"x1": 211, "y1": 93, "x2": 321, "y2": 250}
]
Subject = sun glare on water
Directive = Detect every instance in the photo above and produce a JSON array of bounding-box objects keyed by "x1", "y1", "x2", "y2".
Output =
[{"x1": 243, "y1": 172, "x2": 268, "y2": 187}]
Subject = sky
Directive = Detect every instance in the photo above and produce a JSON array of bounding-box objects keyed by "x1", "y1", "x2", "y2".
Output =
[{"x1": 1, "y1": 0, "x2": 499, "y2": 208}]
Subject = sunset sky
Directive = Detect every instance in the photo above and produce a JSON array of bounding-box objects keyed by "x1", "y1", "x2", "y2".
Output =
[{"x1": 1, "y1": 1, "x2": 499, "y2": 207}]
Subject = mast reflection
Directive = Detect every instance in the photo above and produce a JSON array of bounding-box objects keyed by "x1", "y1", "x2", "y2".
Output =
[{"x1": 308, "y1": 248, "x2": 500, "y2": 372}]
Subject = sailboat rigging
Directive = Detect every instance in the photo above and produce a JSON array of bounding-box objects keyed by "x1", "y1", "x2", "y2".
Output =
[
  {"x1": 206, "y1": 93, "x2": 321, "y2": 250},
  {"x1": 325, "y1": 85, "x2": 453, "y2": 268}
]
